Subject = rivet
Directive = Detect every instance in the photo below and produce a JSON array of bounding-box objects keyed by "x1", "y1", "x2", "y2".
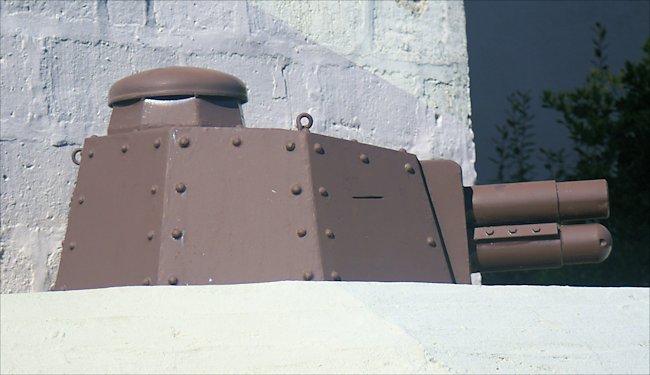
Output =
[
  {"x1": 68, "y1": 242, "x2": 76, "y2": 251},
  {"x1": 303, "y1": 271, "x2": 314, "y2": 281},
  {"x1": 532, "y1": 227, "x2": 541, "y2": 233},
  {"x1": 427, "y1": 236, "x2": 437, "y2": 247},
  {"x1": 231, "y1": 136, "x2": 242, "y2": 147},
  {"x1": 143, "y1": 278, "x2": 152, "y2": 286},
  {"x1": 171, "y1": 229, "x2": 183, "y2": 239},
  {"x1": 153, "y1": 138, "x2": 161, "y2": 149},
  {"x1": 360, "y1": 154, "x2": 370, "y2": 164},
  {"x1": 313, "y1": 143, "x2": 324, "y2": 154},
  {"x1": 325, "y1": 228, "x2": 335, "y2": 239},
  {"x1": 404, "y1": 163, "x2": 415, "y2": 174},
  {"x1": 508, "y1": 228, "x2": 518, "y2": 234},
  {"x1": 331, "y1": 271, "x2": 342, "y2": 281},
  {"x1": 398, "y1": 148, "x2": 407, "y2": 153},
  {"x1": 88, "y1": 150, "x2": 94, "y2": 158},
  {"x1": 297, "y1": 228, "x2": 307, "y2": 238},
  {"x1": 78, "y1": 196, "x2": 85, "y2": 204},
  {"x1": 351, "y1": 139, "x2": 358, "y2": 143},
  {"x1": 175, "y1": 182, "x2": 186, "y2": 193},
  {"x1": 318, "y1": 186, "x2": 328, "y2": 197},
  {"x1": 291, "y1": 184, "x2": 302, "y2": 195},
  {"x1": 150, "y1": 185, "x2": 158, "y2": 195},
  {"x1": 168, "y1": 276, "x2": 178, "y2": 285},
  {"x1": 147, "y1": 230, "x2": 155, "y2": 241},
  {"x1": 178, "y1": 136, "x2": 190, "y2": 148},
  {"x1": 286, "y1": 142, "x2": 295, "y2": 151},
  {"x1": 121, "y1": 144, "x2": 128, "y2": 153},
  {"x1": 485, "y1": 229, "x2": 494, "y2": 236},
  {"x1": 599, "y1": 239, "x2": 607, "y2": 247}
]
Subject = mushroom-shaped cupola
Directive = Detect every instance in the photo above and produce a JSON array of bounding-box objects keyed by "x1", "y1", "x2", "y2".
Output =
[{"x1": 107, "y1": 66, "x2": 248, "y2": 134}]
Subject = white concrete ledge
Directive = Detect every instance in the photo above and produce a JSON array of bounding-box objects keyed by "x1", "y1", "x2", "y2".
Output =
[{"x1": 1, "y1": 282, "x2": 648, "y2": 374}]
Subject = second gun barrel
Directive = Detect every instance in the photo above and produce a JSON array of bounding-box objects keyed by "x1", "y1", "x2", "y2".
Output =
[
  {"x1": 466, "y1": 179, "x2": 609, "y2": 226},
  {"x1": 471, "y1": 223, "x2": 613, "y2": 272}
]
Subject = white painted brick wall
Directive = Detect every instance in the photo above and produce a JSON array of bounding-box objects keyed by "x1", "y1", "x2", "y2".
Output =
[{"x1": 0, "y1": 0, "x2": 474, "y2": 293}]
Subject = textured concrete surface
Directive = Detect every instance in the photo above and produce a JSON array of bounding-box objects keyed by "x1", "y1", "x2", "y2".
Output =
[
  {"x1": 1, "y1": 282, "x2": 648, "y2": 374},
  {"x1": 0, "y1": 1, "x2": 474, "y2": 293}
]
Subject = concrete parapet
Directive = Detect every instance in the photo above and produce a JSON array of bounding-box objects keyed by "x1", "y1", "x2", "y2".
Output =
[{"x1": 1, "y1": 282, "x2": 648, "y2": 374}]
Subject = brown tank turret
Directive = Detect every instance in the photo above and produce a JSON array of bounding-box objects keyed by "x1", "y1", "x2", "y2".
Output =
[{"x1": 54, "y1": 67, "x2": 612, "y2": 290}]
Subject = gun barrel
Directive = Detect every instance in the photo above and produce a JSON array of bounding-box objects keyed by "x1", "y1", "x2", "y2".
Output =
[
  {"x1": 471, "y1": 223, "x2": 612, "y2": 272},
  {"x1": 467, "y1": 179, "x2": 609, "y2": 226}
]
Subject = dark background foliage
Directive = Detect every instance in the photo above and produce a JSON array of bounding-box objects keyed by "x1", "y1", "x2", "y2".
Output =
[{"x1": 483, "y1": 25, "x2": 649, "y2": 286}]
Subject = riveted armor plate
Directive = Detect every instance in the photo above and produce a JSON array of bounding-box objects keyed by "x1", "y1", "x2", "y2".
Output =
[{"x1": 54, "y1": 67, "x2": 613, "y2": 290}]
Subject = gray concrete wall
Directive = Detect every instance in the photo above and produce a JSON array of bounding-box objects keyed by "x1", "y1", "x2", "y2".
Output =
[
  {"x1": 2, "y1": 282, "x2": 648, "y2": 374},
  {"x1": 0, "y1": 1, "x2": 474, "y2": 293}
]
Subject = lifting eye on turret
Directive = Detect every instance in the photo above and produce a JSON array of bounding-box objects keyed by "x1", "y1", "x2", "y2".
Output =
[
  {"x1": 295, "y1": 112, "x2": 313, "y2": 131},
  {"x1": 71, "y1": 148, "x2": 82, "y2": 166}
]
